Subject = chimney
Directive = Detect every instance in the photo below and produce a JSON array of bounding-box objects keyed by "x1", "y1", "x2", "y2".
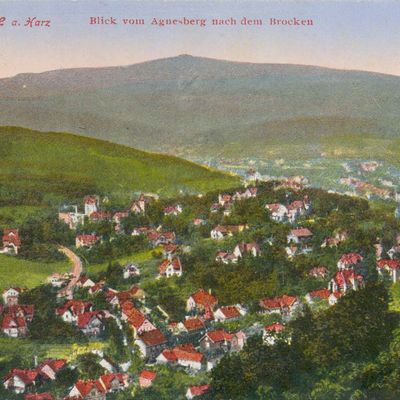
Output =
[
  {"x1": 34, "y1": 355, "x2": 38, "y2": 367},
  {"x1": 208, "y1": 288, "x2": 212, "y2": 295}
]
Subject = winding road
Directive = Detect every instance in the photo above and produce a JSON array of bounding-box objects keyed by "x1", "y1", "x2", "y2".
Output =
[{"x1": 57, "y1": 246, "x2": 82, "y2": 298}]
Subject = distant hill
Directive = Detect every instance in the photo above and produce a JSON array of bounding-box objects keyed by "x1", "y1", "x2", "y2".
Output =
[
  {"x1": 0, "y1": 55, "x2": 399, "y2": 160},
  {"x1": 0, "y1": 126, "x2": 239, "y2": 205}
]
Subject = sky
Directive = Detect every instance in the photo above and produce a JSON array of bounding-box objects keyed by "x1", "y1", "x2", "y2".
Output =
[{"x1": 0, "y1": 0, "x2": 399, "y2": 78}]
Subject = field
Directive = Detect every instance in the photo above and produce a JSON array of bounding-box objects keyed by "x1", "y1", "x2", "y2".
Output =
[
  {"x1": 0, "y1": 205, "x2": 45, "y2": 229},
  {"x1": 0, "y1": 254, "x2": 71, "y2": 291}
]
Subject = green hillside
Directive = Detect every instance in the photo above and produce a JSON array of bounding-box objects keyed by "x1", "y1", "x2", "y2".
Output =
[
  {"x1": 0, "y1": 254, "x2": 71, "y2": 291},
  {"x1": 0, "y1": 126, "x2": 239, "y2": 206}
]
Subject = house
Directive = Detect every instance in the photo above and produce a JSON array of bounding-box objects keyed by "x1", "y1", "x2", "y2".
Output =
[
  {"x1": 121, "y1": 302, "x2": 155, "y2": 338},
  {"x1": 210, "y1": 203, "x2": 222, "y2": 213},
  {"x1": 308, "y1": 266, "x2": 328, "y2": 279},
  {"x1": 263, "y1": 323, "x2": 285, "y2": 345},
  {"x1": 88, "y1": 282, "x2": 105, "y2": 296},
  {"x1": 36, "y1": 359, "x2": 66, "y2": 381},
  {"x1": 186, "y1": 384, "x2": 210, "y2": 399},
  {"x1": 6, "y1": 304, "x2": 34, "y2": 321},
  {"x1": 164, "y1": 204, "x2": 183, "y2": 216},
  {"x1": 305, "y1": 288, "x2": 331, "y2": 304},
  {"x1": 2, "y1": 287, "x2": 22, "y2": 305},
  {"x1": 47, "y1": 273, "x2": 70, "y2": 288},
  {"x1": 161, "y1": 243, "x2": 180, "y2": 259},
  {"x1": 287, "y1": 228, "x2": 313, "y2": 244},
  {"x1": 131, "y1": 226, "x2": 154, "y2": 236},
  {"x1": 58, "y1": 210, "x2": 85, "y2": 230},
  {"x1": 24, "y1": 393, "x2": 54, "y2": 400},
  {"x1": 210, "y1": 224, "x2": 248, "y2": 240},
  {"x1": 84, "y1": 195, "x2": 99, "y2": 216},
  {"x1": 77, "y1": 311, "x2": 104, "y2": 336},
  {"x1": 265, "y1": 204, "x2": 288, "y2": 222},
  {"x1": 329, "y1": 269, "x2": 364, "y2": 293},
  {"x1": 3, "y1": 369, "x2": 38, "y2": 393},
  {"x1": 1, "y1": 314, "x2": 28, "y2": 337},
  {"x1": 321, "y1": 230, "x2": 348, "y2": 248},
  {"x1": 1, "y1": 229, "x2": 21, "y2": 255},
  {"x1": 214, "y1": 305, "x2": 246, "y2": 322},
  {"x1": 159, "y1": 257, "x2": 182, "y2": 278},
  {"x1": 287, "y1": 197, "x2": 311, "y2": 222},
  {"x1": 130, "y1": 193, "x2": 156, "y2": 214},
  {"x1": 180, "y1": 317, "x2": 205, "y2": 334},
  {"x1": 328, "y1": 291, "x2": 343, "y2": 306},
  {"x1": 337, "y1": 252, "x2": 363, "y2": 270},
  {"x1": 233, "y1": 242, "x2": 261, "y2": 258},
  {"x1": 89, "y1": 211, "x2": 112, "y2": 222},
  {"x1": 138, "y1": 370, "x2": 157, "y2": 388},
  {"x1": 98, "y1": 373, "x2": 130, "y2": 393},
  {"x1": 199, "y1": 329, "x2": 246, "y2": 353},
  {"x1": 68, "y1": 379, "x2": 106, "y2": 400},
  {"x1": 376, "y1": 259, "x2": 400, "y2": 283},
  {"x1": 233, "y1": 187, "x2": 258, "y2": 201},
  {"x1": 135, "y1": 329, "x2": 168, "y2": 360},
  {"x1": 147, "y1": 231, "x2": 176, "y2": 247},
  {"x1": 105, "y1": 286, "x2": 145, "y2": 307},
  {"x1": 215, "y1": 251, "x2": 238, "y2": 264},
  {"x1": 259, "y1": 295, "x2": 300, "y2": 318},
  {"x1": 156, "y1": 343, "x2": 204, "y2": 370},
  {"x1": 75, "y1": 275, "x2": 96, "y2": 289},
  {"x1": 186, "y1": 289, "x2": 218, "y2": 313},
  {"x1": 123, "y1": 263, "x2": 140, "y2": 279},
  {"x1": 112, "y1": 211, "x2": 129, "y2": 224},
  {"x1": 75, "y1": 234, "x2": 100, "y2": 249},
  {"x1": 193, "y1": 218, "x2": 206, "y2": 226},
  {"x1": 56, "y1": 300, "x2": 93, "y2": 323}
]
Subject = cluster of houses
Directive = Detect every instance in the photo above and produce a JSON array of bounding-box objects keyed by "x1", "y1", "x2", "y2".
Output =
[
  {"x1": 4, "y1": 185, "x2": 400, "y2": 399},
  {"x1": 1, "y1": 287, "x2": 34, "y2": 338},
  {"x1": 265, "y1": 195, "x2": 311, "y2": 223}
]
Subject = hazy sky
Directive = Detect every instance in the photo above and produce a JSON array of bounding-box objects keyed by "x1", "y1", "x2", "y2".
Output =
[{"x1": 0, "y1": 0, "x2": 399, "y2": 78}]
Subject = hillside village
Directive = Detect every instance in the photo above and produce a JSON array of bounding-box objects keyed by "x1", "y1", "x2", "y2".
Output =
[{"x1": 1, "y1": 180, "x2": 400, "y2": 399}]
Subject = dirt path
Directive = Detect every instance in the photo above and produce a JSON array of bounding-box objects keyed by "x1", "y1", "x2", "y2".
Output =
[{"x1": 57, "y1": 246, "x2": 82, "y2": 298}]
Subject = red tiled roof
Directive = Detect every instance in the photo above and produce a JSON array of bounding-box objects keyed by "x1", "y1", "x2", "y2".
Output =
[
  {"x1": 89, "y1": 211, "x2": 112, "y2": 220},
  {"x1": 37, "y1": 359, "x2": 66, "y2": 374},
  {"x1": 1, "y1": 314, "x2": 27, "y2": 329},
  {"x1": 4, "y1": 369, "x2": 38, "y2": 385},
  {"x1": 308, "y1": 288, "x2": 331, "y2": 300},
  {"x1": 76, "y1": 234, "x2": 100, "y2": 245},
  {"x1": 205, "y1": 329, "x2": 233, "y2": 343},
  {"x1": 218, "y1": 306, "x2": 241, "y2": 319},
  {"x1": 84, "y1": 196, "x2": 97, "y2": 205},
  {"x1": 56, "y1": 300, "x2": 92, "y2": 316},
  {"x1": 260, "y1": 295, "x2": 298, "y2": 310},
  {"x1": 188, "y1": 384, "x2": 210, "y2": 397},
  {"x1": 76, "y1": 311, "x2": 102, "y2": 329},
  {"x1": 99, "y1": 373, "x2": 126, "y2": 390},
  {"x1": 377, "y1": 259, "x2": 400, "y2": 269},
  {"x1": 339, "y1": 252, "x2": 363, "y2": 265},
  {"x1": 289, "y1": 228, "x2": 313, "y2": 237},
  {"x1": 182, "y1": 317, "x2": 204, "y2": 332},
  {"x1": 2, "y1": 229, "x2": 21, "y2": 246},
  {"x1": 190, "y1": 289, "x2": 218, "y2": 308},
  {"x1": 139, "y1": 370, "x2": 157, "y2": 381},
  {"x1": 264, "y1": 322, "x2": 284, "y2": 333},
  {"x1": 74, "y1": 379, "x2": 105, "y2": 396},
  {"x1": 159, "y1": 257, "x2": 182, "y2": 274},
  {"x1": 138, "y1": 329, "x2": 167, "y2": 346}
]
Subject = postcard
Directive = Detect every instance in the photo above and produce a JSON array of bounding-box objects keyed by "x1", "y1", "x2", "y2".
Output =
[{"x1": 0, "y1": 1, "x2": 400, "y2": 399}]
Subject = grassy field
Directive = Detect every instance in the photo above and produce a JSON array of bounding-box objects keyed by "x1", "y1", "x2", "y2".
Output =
[
  {"x1": 0, "y1": 205, "x2": 45, "y2": 228},
  {"x1": 85, "y1": 249, "x2": 155, "y2": 275},
  {"x1": 0, "y1": 254, "x2": 71, "y2": 291},
  {"x1": 0, "y1": 126, "x2": 239, "y2": 205}
]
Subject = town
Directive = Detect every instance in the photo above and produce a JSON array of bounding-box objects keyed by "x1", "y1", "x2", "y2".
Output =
[{"x1": 1, "y1": 179, "x2": 400, "y2": 399}]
